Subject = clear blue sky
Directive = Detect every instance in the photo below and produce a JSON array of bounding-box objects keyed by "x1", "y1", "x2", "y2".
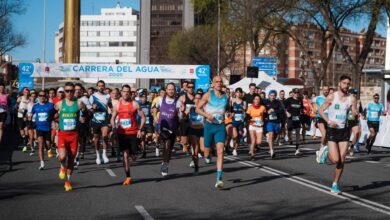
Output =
[
  {"x1": 8, "y1": 0, "x2": 387, "y2": 63},
  {"x1": 9, "y1": 0, "x2": 140, "y2": 63}
]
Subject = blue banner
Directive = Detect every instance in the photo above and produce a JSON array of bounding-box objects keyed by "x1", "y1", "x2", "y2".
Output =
[
  {"x1": 195, "y1": 65, "x2": 210, "y2": 92},
  {"x1": 18, "y1": 63, "x2": 35, "y2": 92}
]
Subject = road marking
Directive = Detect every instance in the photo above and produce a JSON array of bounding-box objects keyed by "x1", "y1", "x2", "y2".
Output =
[
  {"x1": 135, "y1": 205, "x2": 154, "y2": 220},
  {"x1": 225, "y1": 156, "x2": 390, "y2": 216},
  {"x1": 105, "y1": 168, "x2": 116, "y2": 177},
  {"x1": 365, "y1": 161, "x2": 380, "y2": 164}
]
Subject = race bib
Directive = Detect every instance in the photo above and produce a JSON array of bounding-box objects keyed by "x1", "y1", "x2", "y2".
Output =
[
  {"x1": 63, "y1": 118, "x2": 76, "y2": 131},
  {"x1": 146, "y1": 117, "x2": 150, "y2": 125},
  {"x1": 370, "y1": 112, "x2": 379, "y2": 119},
  {"x1": 269, "y1": 113, "x2": 277, "y2": 120},
  {"x1": 253, "y1": 117, "x2": 262, "y2": 126},
  {"x1": 213, "y1": 114, "x2": 223, "y2": 124},
  {"x1": 38, "y1": 112, "x2": 48, "y2": 122},
  {"x1": 94, "y1": 112, "x2": 106, "y2": 121},
  {"x1": 191, "y1": 114, "x2": 204, "y2": 125},
  {"x1": 234, "y1": 113, "x2": 244, "y2": 122},
  {"x1": 292, "y1": 116, "x2": 300, "y2": 121},
  {"x1": 0, "y1": 106, "x2": 4, "y2": 113},
  {"x1": 120, "y1": 118, "x2": 132, "y2": 129},
  {"x1": 186, "y1": 104, "x2": 195, "y2": 111}
]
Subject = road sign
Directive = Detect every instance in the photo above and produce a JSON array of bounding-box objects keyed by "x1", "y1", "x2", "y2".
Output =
[{"x1": 252, "y1": 57, "x2": 277, "y2": 77}]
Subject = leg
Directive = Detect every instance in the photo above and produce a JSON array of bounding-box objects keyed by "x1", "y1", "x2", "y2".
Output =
[
  {"x1": 249, "y1": 130, "x2": 256, "y2": 157},
  {"x1": 38, "y1": 136, "x2": 44, "y2": 163},
  {"x1": 122, "y1": 149, "x2": 130, "y2": 177},
  {"x1": 318, "y1": 123, "x2": 327, "y2": 146},
  {"x1": 216, "y1": 142, "x2": 224, "y2": 181}
]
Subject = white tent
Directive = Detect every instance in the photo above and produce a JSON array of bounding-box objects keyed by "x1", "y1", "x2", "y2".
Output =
[{"x1": 228, "y1": 71, "x2": 292, "y2": 94}]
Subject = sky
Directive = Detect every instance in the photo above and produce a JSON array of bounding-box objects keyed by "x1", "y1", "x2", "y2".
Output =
[
  {"x1": 8, "y1": 0, "x2": 387, "y2": 63},
  {"x1": 9, "y1": 0, "x2": 140, "y2": 63}
]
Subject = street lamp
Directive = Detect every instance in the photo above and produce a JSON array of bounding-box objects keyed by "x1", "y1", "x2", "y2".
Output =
[{"x1": 217, "y1": 0, "x2": 220, "y2": 76}]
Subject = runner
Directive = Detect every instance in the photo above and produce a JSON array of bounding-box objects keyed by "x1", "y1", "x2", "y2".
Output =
[
  {"x1": 347, "y1": 89, "x2": 361, "y2": 156},
  {"x1": 196, "y1": 76, "x2": 229, "y2": 188},
  {"x1": 223, "y1": 87, "x2": 233, "y2": 155},
  {"x1": 284, "y1": 88, "x2": 304, "y2": 155},
  {"x1": 178, "y1": 81, "x2": 195, "y2": 153},
  {"x1": 231, "y1": 88, "x2": 246, "y2": 157},
  {"x1": 26, "y1": 91, "x2": 37, "y2": 156},
  {"x1": 264, "y1": 90, "x2": 284, "y2": 159},
  {"x1": 111, "y1": 85, "x2": 145, "y2": 185},
  {"x1": 315, "y1": 85, "x2": 330, "y2": 163},
  {"x1": 89, "y1": 80, "x2": 111, "y2": 165},
  {"x1": 317, "y1": 75, "x2": 357, "y2": 194},
  {"x1": 0, "y1": 83, "x2": 8, "y2": 144},
  {"x1": 55, "y1": 82, "x2": 87, "y2": 191},
  {"x1": 302, "y1": 91, "x2": 313, "y2": 144},
  {"x1": 154, "y1": 83, "x2": 181, "y2": 176},
  {"x1": 365, "y1": 93, "x2": 384, "y2": 154},
  {"x1": 17, "y1": 87, "x2": 30, "y2": 152},
  {"x1": 48, "y1": 88, "x2": 56, "y2": 103},
  {"x1": 139, "y1": 91, "x2": 154, "y2": 158},
  {"x1": 310, "y1": 92, "x2": 318, "y2": 140},
  {"x1": 108, "y1": 88, "x2": 120, "y2": 158},
  {"x1": 277, "y1": 90, "x2": 287, "y2": 146},
  {"x1": 152, "y1": 88, "x2": 166, "y2": 157},
  {"x1": 31, "y1": 90, "x2": 55, "y2": 170},
  {"x1": 246, "y1": 94, "x2": 266, "y2": 160}
]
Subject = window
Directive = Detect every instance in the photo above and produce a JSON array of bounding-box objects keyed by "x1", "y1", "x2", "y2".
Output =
[
  {"x1": 123, "y1": 31, "x2": 132, "y2": 37},
  {"x1": 87, "y1": 42, "x2": 99, "y2": 47},
  {"x1": 100, "y1": 42, "x2": 109, "y2": 47},
  {"x1": 80, "y1": 42, "x2": 87, "y2": 47},
  {"x1": 99, "y1": 52, "x2": 120, "y2": 57},
  {"x1": 110, "y1": 31, "x2": 120, "y2": 37},
  {"x1": 81, "y1": 52, "x2": 98, "y2": 57},
  {"x1": 80, "y1": 31, "x2": 87, "y2": 37},
  {"x1": 122, "y1": 42, "x2": 134, "y2": 47},
  {"x1": 88, "y1": 31, "x2": 97, "y2": 37},
  {"x1": 109, "y1": 42, "x2": 120, "y2": 47},
  {"x1": 100, "y1": 31, "x2": 109, "y2": 37},
  {"x1": 122, "y1": 52, "x2": 135, "y2": 57},
  {"x1": 87, "y1": 21, "x2": 93, "y2": 26}
]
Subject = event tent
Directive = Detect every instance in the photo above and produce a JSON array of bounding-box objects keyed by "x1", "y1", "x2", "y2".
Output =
[{"x1": 228, "y1": 71, "x2": 292, "y2": 94}]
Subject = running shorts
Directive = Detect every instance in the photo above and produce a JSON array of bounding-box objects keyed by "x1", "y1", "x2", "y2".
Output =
[
  {"x1": 36, "y1": 130, "x2": 51, "y2": 141},
  {"x1": 287, "y1": 118, "x2": 302, "y2": 131},
  {"x1": 0, "y1": 113, "x2": 7, "y2": 123},
  {"x1": 266, "y1": 122, "x2": 280, "y2": 134},
  {"x1": 367, "y1": 121, "x2": 380, "y2": 133},
  {"x1": 92, "y1": 121, "x2": 109, "y2": 134},
  {"x1": 189, "y1": 127, "x2": 204, "y2": 138},
  {"x1": 141, "y1": 125, "x2": 155, "y2": 134},
  {"x1": 204, "y1": 122, "x2": 226, "y2": 148},
  {"x1": 249, "y1": 125, "x2": 263, "y2": 133},
  {"x1": 58, "y1": 131, "x2": 79, "y2": 156},
  {"x1": 17, "y1": 118, "x2": 26, "y2": 130},
  {"x1": 117, "y1": 134, "x2": 138, "y2": 154},
  {"x1": 301, "y1": 115, "x2": 311, "y2": 127},
  {"x1": 326, "y1": 127, "x2": 351, "y2": 143}
]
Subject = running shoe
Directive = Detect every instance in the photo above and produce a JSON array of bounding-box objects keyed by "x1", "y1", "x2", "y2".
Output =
[
  {"x1": 102, "y1": 153, "x2": 110, "y2": 164},
  {"x1": 160, "y1": 163, "x2": 168, "y2": 177},
  {"x1": 79, "y1": 152, "x2": 84, "y2": 159},
  {"x1": 205, "y1": 157, "x2": 211, "y2": 164},
  {"x1": 47, "y1": 149, "x2": 54, "y2": 158},
  {"x1": 215, "y1": 180, "x2": 224, "y2": 189},
  {"x1": 29, "y1": 150, "x2": 35, "y2": 156},
  {"x1": 349, "y1": 147, "x2": 354, "y2": 157},
  {"x1": 155, "y1": 147, "x2": 160, "y2": 157},
  {"x1": 38, "y1": 165, "x2": 44, "y2": 170},
  {"x1": 64, "y1": 181, "x2": 72, "y2": 192},
  {"x1": 250, "y1": 155, "x2": 255, "y2": 161},
  {"x1": 294, "y1": 149, "x2": 301, "y2": 156},
  {"x1": 198, "y1": 153, "x2": 203, "y2": 158},
  {"x1": 317, "y1": 146, "x2": 329, "y2": 164},
  {"x1": 58, "y1": 167, "x2": 66, "y2": 180},
  {"x1": 96, "y1": 156, "x2": 101, "y2": 165},
  {"x1": 140, "y1": 151, "x2": 147, "y2": 159},
  {"x1": 22, "y1": 146, "x2": 27, "y2": 152},
  {"x1": 316, "y1": 146, "x2": 326, "y2": 164},
  {"x1": 122, "y1": 177, "x2": 132, "y2": 185},
  {"x1": 330, "y1": 183, "x2": 341, "y2": 195},
  {"x1": 271, "y1": 151, "x2": 276, "y2": 159},
  {"x1": 189, "y1": 160, "x2": 195, "y2": 168},
  {"x1": 232, "y1": 149, "x2": 238, "y2": 157}
]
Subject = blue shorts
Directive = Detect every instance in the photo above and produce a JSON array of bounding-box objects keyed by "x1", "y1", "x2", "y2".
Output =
[
  {"x1": 204, "y1": 122, "x2": 226, "y2": 148},
  {"x1": 266, "y1": 122, "x2": 280, "y2": 134}
]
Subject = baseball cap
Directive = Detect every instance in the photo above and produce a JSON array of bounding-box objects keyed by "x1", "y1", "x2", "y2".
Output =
[
  {"x1": 57, "y1": 87, "x2": 64, "y2": 93},
  {"x1": 292, "y1": 88, "x2": 299, "y2": 93},
  {"x1": 139, "y1": 92, "x2": 147, "y2": 97},
  {"x1": 269, "y1": 90, "x2": 277, "y2": 95}
]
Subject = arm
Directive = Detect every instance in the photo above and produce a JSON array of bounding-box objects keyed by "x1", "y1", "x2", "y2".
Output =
[
  {"x1": 351, "y1": 96, "x2": 358, "y2": 118},
  {"x1": 195, "y1": 92, "x2": 213, "y2": 122},
  {"x1": 135, "y1": 102, "x2": 145, "y2": 138},
  {"x1": 110, "y1": 103, "x2": 118, "y2": 129},
  {"x1": 319, "y1": 94, "x2": 335, "y2": 127},
  {"x1": 78, "y1": 100, "x2": 87, "y2": 123}
]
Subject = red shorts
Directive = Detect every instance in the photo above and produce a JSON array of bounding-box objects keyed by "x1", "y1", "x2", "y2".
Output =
[{"x1": 58, "y1": 131, "x2": 79, "y2": 156}]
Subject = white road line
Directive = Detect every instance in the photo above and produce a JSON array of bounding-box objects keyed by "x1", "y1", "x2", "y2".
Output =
[
  {"x1": 225, "y1": 156, "x2": 390, "y2": 216},
  {"x1": 105, "y1": 168, "x2": 116, "y2": 177},
  {"x1": 135, "y1": 205, "x2": 154, "y2": 220},
  {"x1": 365, "y1": 161, "x2": 381, "y2": 164}
]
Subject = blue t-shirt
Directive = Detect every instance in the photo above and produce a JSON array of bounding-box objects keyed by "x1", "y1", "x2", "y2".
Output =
[
  {"x1": 315, "y1": 96, "x2": 328, "y2": 118},
  {"x1": 367, "y1": 102, "x2": 383, "y2": 122},
  {"x1": 31, "y1": 102, "x2": 55, "y2": 131}
]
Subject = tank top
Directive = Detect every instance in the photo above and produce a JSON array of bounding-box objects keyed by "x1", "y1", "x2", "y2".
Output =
[
  {"x1": 116, "y1": 100, "x2": 138, "y2": 135},
  {"x1": 328, "y1": 92, "x2": 352, "y2": 129},
  {"x1": 184, "y1": 93, "x2": 195, "y2": 111},
  {"x1": 0, "y1": 94, "x2": 7, "y2": 113},
  {"x1": 139, "y1": 101, "x2": 153, "y2": 125},
  {"x1": 204, "y1": 90, "x2": 228, "y2": 124},
  {"x1": 59, "y1": 99, "x2": 79, "y2": 131},
  {"x1": 367, "y1": 102, "x2": 383, "y2": 122},
  {"x1": 158, "y1": 97, "x2": 179, "y2": 132},
  {"x1": 18, "y1": 96, "x2": 30, "y2": 118},
  {"x1": 232, "y1": 100, "x2": 245, "y2": 124},
  {"x1": 189, "y1": 107, "x2": 204, "y2": 127}
]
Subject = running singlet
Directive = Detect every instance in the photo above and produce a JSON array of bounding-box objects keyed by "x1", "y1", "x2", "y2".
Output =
[
  {"x1": 90, "y1": 92, "x2": 110, "y2": 123},
  {"x1": 27, "y1": 102, "x2": 36, "y2": 122},
  {"x1": 18, "y1": 96, "x2": 29, "y2": 118},
  {"x1": 315, "y1": 96, "x2": 328, "y2": 118},
  {"x1": 0, "y1": 94, "x2": 7, "y2": 113},
  {"x1": 204, "y1": 90, "x2": 228, "y2": 124},
  {"x1": 247, "y1": 105, "x2": 266, "y2": 126},
  {"x1": 232, "y1": 100, "x2": 245, "y2": 124},
  {"x1": 189, "y1": 107, "x2": 204, "y2": 126},
  {"x1": 140, "y1": 101, "x2": 153, "y2": 125},
  {"x1": 32, "y1": 102, "x2": 54, "y2": 131},
  {"x1": 158, "y1": 97, "x2": 179, "y2": 132},
  {"x1": 327, "y1": 92, "x2": 352, "y2": 129},
  {"x1": 59, "y1": 99, "x2": 79, "y2": 131},
  {"x1": 116, "y1": 101, "x2": 138, "y2": 135},
  {"x1": 367, "y1": 102, "x2": 383, "y2": 122}
]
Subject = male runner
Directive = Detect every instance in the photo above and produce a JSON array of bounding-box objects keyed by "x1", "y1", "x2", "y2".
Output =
[
  {"x1": 231, "y1": 88, "x2": 246, "y2": 157},
  {"x1": 284, "y1": 88, "x2": 304, "y2": 155},
  {"x1": 17, "y1": 87, "x2": 30, "y2": 152},
  {"x1": 111, "y1": 85, "x2": 145, "y2": 185},
  {"x1": 365, "y1": 93, "x2": 384, "y2": 154},
  {"x1": 264, "y1": 90, "x2": 284, "y2": 158},
  {"x1": 0, "y1": 83, "x2": 8, "y2": 144},
  {"x1": 317, "y1": 75, "x2": 357, "y2": 194},
  {"x1": 178, "y1": 81, "x2": 195, "y2": 153},
  {"x1": 55, "y1": 82, "x2": 86, "y2": 191},
  {"x1": 315, "y1": 86, "x2": 330, "y2": 163},
  {"x1": 347, "y1": 89, "x2": 361, "y2": 155},
  {"x1": 139, "y1": 91, "x2": 154, "y2": 158},
  {"x1": 196, "y1": 76, "x2": 229, "y2": 188}
]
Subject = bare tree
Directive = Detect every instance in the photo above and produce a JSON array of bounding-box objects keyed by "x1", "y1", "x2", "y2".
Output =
[{"x1": 0, "y1": 0, "x2": 26, "y2": 58}]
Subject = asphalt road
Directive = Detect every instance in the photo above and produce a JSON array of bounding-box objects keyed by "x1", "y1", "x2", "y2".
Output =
[{"x1": 1, "y1": 129, "x2": 390, "y2": 220}]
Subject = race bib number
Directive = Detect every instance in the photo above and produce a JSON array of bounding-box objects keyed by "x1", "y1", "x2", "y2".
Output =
[
  {"x1": 292, "y1": 116, "x2": 300, "y2": 121},
  {"x1": 120, "y1": 118, "x2": 132, "y2": 129},
  {"x1": 269, "y1": 113, "x2": 277, "y2": 120},
  {"x1": 191, "y1": 114, "x2": 204, "y2": 125},
  {"x1": 253, "y1": 117, "x2": 262, "y2": 126},
  {"x1": 370, "y1": 112, "x2": 379, "y2": 119},
  {"x1": 146, "y1": 117, "x2": 150, "y2": 124},
  {"x1": 213, "y1": 114, "x2": 223, "y2": 124},
  {"x1": 38, "y1": 112, "x2": 48, "y2": 122},
  {"x1": 94, "y1": 112, "x2": 106, "y2": 121},
  {"x1": 234, "y1": 113, "x2": 244, "y2": 122},
  {"x1": 63, "y1": 119, "x2": 76, "y2": 131}
]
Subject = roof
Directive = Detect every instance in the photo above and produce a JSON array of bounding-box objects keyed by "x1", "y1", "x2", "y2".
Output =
[{"x1": 277, "y1": 78, "x2": 304, "y2": 86}]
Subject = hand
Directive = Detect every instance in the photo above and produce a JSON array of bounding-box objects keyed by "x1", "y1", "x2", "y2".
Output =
[
  {"x1": 268, "y1": 108, "x2": 274, "y2": 114},
  {"x1": 206, "y1": 114, "x2": 214, "y2": 122},
  {"x1": 180, "y1": 104, "x2": 185, "y2": 112},
  {"x1": 92, "y1": 104, "x2": 97, "y2": 110},
  {"x1": 286, "y1": 112, "x2": 291, "y2": 118},
  {"x1": 137, "y1": 130, "x2": 142, "y2": 138},
  {"x1": 328, "y1": 121, "x2": 337, "y2": 128}
]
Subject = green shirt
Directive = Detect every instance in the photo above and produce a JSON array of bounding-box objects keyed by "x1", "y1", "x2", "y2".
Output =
[{"x1": 59, "y1": 99, "x2": 79, "y2": 131}]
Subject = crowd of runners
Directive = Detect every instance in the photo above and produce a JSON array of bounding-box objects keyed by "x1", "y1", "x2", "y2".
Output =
[{"x1": 0, "y1": 74, "x2": 387, "y2": 193}]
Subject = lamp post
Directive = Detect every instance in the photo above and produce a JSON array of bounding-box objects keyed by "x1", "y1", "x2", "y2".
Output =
[
  {"x1": 42, "y1": 0, "x2": 46, "y2": 89},
  {"x1": 217, "y1": 0, "x2": 220, "y2": 76}
]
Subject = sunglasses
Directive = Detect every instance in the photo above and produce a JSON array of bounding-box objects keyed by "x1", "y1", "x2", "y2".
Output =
[
  {"x1": 38, "y1": 94, "x2": 46, "y2": 97},
  {"x1": 65, "y1": 90, "x2": 74, "y2": 93},
  {"x1": 187, "y1": 86, "x2": 194, "y2": 89},
  {"x1": 374, "y1": 97, "x2": 379, "y2": 99}
]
